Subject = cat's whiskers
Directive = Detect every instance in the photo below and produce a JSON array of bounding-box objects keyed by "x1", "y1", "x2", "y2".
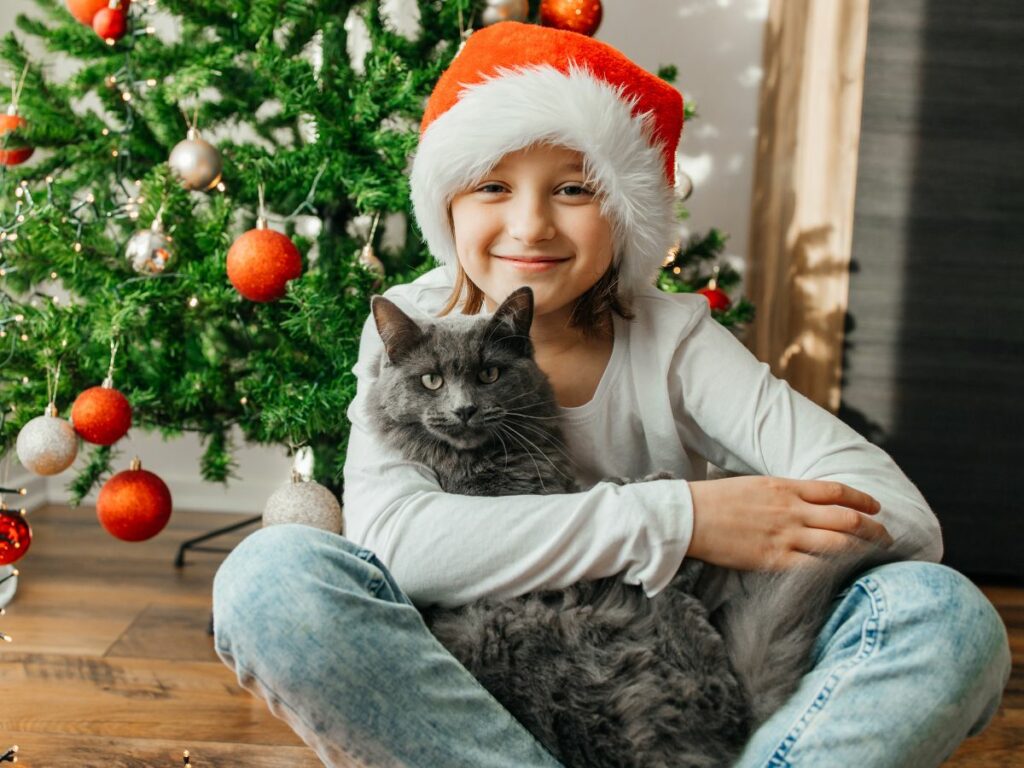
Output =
[
  {"x1": 502, "y1": 408, "x2": 562, "y2": 422},
  {"x1": 505, "y1": 417, "x2": 575, "y2": 466},
  {"x1": 500, "y1": 422, "x2": 575, "y2": 486},
  {"x1": 497, "y1": 424, "x2": 548, "y2": 492},
  {"x1": 488, "y1": 425, "x2": 511, "y2": 470}
]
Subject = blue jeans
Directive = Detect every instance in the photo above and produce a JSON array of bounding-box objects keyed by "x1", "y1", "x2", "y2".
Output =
[{"x1": 212, "y1": 525, "x2": 1011, "y2": 767}]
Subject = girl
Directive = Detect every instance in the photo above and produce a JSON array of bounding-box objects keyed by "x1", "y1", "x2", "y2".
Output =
[{"x1": 212, "y1": 21, "x2": 1010, "y2": 768}]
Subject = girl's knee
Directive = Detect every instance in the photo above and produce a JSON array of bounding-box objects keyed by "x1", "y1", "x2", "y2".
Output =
[
  {"x1": 867, "y1": 560, "x2": 1011, "y2": 687},
  {"x1": 212, "y1": 525, "x2": 373, "y2": 646}
]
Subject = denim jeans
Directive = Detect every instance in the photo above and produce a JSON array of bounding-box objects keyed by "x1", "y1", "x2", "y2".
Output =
[{"x1": 212, "y1": 524, "x2": 1011, "y2": 767}]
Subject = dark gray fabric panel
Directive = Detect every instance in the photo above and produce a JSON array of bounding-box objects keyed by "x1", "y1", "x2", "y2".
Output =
[{"x1": 840, "y1": 0, "x2": 1024, "y2": 578}]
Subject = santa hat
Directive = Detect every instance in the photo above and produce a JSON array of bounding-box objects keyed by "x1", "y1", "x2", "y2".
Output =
[{"x1": 409, "y1": 21, "x2": 685, "y2": 300}]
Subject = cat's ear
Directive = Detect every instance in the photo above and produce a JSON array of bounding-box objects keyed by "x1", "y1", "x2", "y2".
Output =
[
  {"x1": 371, "y1": 296, "x2": 424, "y2": 363},
  {"x1": 487, "y1": 286, "x2": 534, "y2": 356}
]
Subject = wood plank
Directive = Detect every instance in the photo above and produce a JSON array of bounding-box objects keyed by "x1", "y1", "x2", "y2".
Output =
[{"x1": 0, "y1": 733, "x2": 322, "y2": 767}]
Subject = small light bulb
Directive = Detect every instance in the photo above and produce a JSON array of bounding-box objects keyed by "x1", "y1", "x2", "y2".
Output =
[
  {"x1": 18, "y1": 488, "x2": 26, "y2": 495},
  {"x1": 101, "y1": 128, "x2": 110, "y2": 136},
  {"x1": 188, "y1": 296, "x2": 199, "y2": 308},
  {"x1": 146, "y1": 78, "x2": 157, "y2": 86},
  {"x1": 111, "y1": 149, "x2": 119, "y2": 157},
  {"x1": 137, "y1": 196, "x2": 145, "y2": 203},
  {"x1": 105, "y1": 37, "x2": 116, "y2": 46},
  {"x1": 240, "y1": 396, "x2": 248, "y2": 405},
  {"x1": 106, "y1": 75, "x2": 117, "y2": 86},
  {"x1": 50, "y1": 271, "x2": 58, "y2": 279},
  {"x1": 6, "y1": 233, "x2": 16, "y2": 242},
  {"x1": 45, "y1": 175, "x2": 54, "y2": 184},
  {"x1": 672, "y1": 266, "x2": 682, "y2": 274},
  {"x1": 14, "y1": 314, "x2": 24, "y2": 323},
  {"x1": 86, "y1": 193, "x2": 95, "y2": 203},
  {"x1": 129, "y1": 210, "x2": 140, "y2": 220},
  {"x1": 73, "y1": 242, "x2": 83, "y2": 253},
  {"x1": 0, "y1": 331, "x2": 6, "y2": 338},
  {"x1": 146, "y1": 25, "x2": 156, "y2": 34},
  {"x1": 16, "y1": 215, "x2": 24, "y2": 223},
  {"x1": 121, "y1": 91, "x2": 132, "y2": 102},
  {"x1": 216, "y1": 181, "x2": 226, "y2": 192},
  {"x1": 61, "y1": 339, "x2": 68, "y2": 347},
  {"x1": 14, "y1": 187, "x2": 23, "y2": 198},
  {"x1": 0, "y1": 269, "x2": 6, "y2": 277},
  {"x1": 20, "y1": 332, "x2": 29, "y2": 340},
  {"x1": 21, "y1": 376, "x2": 29, "y2": 384}
]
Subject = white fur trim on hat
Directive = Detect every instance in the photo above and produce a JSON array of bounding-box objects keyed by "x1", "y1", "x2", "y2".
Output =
[{"x1": 410, "y1": 64, "x2": 678, "y2": 300}]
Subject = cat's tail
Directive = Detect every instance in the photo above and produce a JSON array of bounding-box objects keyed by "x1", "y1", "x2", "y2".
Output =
[{"x1": 712, "y1": 547, "x2": 888, "y2": 725}]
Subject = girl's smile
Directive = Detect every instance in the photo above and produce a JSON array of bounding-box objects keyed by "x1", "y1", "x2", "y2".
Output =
[{"x1": 449, "y1": 142, "x2": 615, "y2": 332}]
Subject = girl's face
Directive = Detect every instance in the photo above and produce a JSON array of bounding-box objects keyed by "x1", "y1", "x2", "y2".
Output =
[{"x1": 449, "y1": 143, "x2": 614, "y2": 318}]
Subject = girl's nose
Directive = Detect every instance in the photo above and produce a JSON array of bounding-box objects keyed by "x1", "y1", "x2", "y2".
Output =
[{"x1": 506, "y1": 193, "x2": 556, "y2": 245}]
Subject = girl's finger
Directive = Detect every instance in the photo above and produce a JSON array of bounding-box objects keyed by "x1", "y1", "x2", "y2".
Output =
[
  {"x1": 795, "y1": 479, "x2": 881, "y2": 515},
  {"x1": 804, "y1": 505, "x2": 894, "y2": 547}
]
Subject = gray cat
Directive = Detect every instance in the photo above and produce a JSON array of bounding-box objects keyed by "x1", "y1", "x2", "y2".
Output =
[{"x1": 366, "y1": 286, "x2": 877, "y2": 768}]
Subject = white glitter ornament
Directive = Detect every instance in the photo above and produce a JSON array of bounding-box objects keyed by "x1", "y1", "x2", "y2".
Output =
[
  {"x1": 481, "y1": 0, "x2": 529, "y2": 26},
  {"x1": 168, "y1": 128, "x2": 223, "y2": 191},
  {"x1": 16, "y1": 402, "x2": 79, "y2": 476},
  {"x1": 263, "y1": 464, "x2": 343, "y2": 534}
]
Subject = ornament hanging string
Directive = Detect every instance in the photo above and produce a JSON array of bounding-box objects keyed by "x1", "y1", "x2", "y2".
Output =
[
  {"x1": 9, "y1": 63, "x2": 29, "y2": 112},
  {"x1": 45, "y1": 360, "x2": 62, "y2": 409},
  {"x1": 104, "y1": 338, "x2": 120, "y2": 387}
]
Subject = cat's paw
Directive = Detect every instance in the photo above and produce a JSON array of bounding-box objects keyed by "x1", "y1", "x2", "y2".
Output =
[
  {"x1": 601, "y1": 475, "x2": 631, "y2": 486},
  {"x1": 641, "y1": 470, "x2": 676, "y2": 482}
]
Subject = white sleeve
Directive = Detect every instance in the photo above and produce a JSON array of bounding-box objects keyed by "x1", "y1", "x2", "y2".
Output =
[
  {"x1": 342, "y1": 312, "x2": 694, "y2": 609},
  {"x1": 669, "y1": 304, "x2": 943, "y2": 562}
]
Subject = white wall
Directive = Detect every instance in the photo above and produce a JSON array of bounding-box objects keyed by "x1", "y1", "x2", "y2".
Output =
[{"x1": 1, "y1": 0, "x2": 768, "y2": 513}]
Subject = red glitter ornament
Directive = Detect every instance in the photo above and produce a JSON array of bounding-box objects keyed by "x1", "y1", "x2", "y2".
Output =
[
  {"x1": 226, "y1": 222, "x2": 303, "y2": 302},
  {"x1": 71, "y1": 382, "x2": 132, "y2": 445},
  {"x1": 696, "y1": 286, "x2": 731, "y2": 311},
  {"x1": 96, "y1": 458, "x2": 172, "y2": 542},
  {"x1": 0, "y1": 112, "x2": 34, "y2": 167},
  {"x1": 93, "y1": 5, "x2": 127, "y2": 41},
  {"x1": 0, "y1": 506, "x2": 32, "y2": 566},
  {"x1": 540, "y1": 0, "x2": 603, "y2": 36},
  {"x1": 66, "y1": 0, "x2": 111, "y2": 25}
]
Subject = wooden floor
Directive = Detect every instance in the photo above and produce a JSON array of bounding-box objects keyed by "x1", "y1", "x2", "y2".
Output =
[{"x1": 1, "y1": 506, "x2": 1021, "y2": 767}]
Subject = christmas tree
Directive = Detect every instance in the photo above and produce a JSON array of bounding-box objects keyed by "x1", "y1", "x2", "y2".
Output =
[{"x1": 0, "y1": 0, "x2": 751, "y2": 524}]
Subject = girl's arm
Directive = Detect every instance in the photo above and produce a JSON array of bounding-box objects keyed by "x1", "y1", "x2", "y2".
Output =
[
  {"x1": 343, "y1": 312, "x2": 691, "y2": 608},
  {"x1": 669, "y1": 300, "x2": 943, "y2": 570}
]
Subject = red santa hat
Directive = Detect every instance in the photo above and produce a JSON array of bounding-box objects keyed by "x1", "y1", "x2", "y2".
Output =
[{"x1": 409, "y1": 21, "x2": 685, "y2": 299}]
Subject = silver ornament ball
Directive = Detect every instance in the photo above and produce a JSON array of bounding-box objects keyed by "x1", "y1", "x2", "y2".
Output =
[
  {"x1": 16, "y1": 405, "x2": 79, "y2": 476},
  {"x1": 263, "y1": 477, "x2": 343, "y2": 534},
  {"x1": 168, "y1": 128, "x2": 223, "y2": 191},
  {"x1": 125, "y1": 222, "x2": 174, "y2": 274},
  {"x1": 480, "y1": 0, "x2": 529, "y2": 26}
]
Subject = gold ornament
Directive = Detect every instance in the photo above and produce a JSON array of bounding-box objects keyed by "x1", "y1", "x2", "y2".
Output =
[{"x1": 358, "y1": 243, "x2": 385, "y2": 277}]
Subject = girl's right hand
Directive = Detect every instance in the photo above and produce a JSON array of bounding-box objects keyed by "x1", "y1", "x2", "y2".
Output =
[{"x1": 686, "y1": 476, "x2": 894, "y2": 571}]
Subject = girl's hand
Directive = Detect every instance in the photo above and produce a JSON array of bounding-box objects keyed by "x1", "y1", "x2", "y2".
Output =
[{"x1": 686, "y1": 476, "x2": 893, "y2": 571}]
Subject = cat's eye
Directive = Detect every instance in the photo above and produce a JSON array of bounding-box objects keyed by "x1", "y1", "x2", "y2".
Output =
[
  {"x1": 421, "y1": 373, "x2": 444, "y2": 390},
  {"x1": 478, "y1": 366, "x2": 500, "y2": 384}
]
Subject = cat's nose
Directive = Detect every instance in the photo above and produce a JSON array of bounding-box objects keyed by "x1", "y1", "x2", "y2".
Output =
[{"x1": 454, "y1": 405, "x2": 477, "y2": 424}]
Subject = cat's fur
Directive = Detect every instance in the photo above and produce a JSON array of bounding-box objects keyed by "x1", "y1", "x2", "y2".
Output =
[{"x1": 366, "y1": 286, "x2": 879, "y2": 768}]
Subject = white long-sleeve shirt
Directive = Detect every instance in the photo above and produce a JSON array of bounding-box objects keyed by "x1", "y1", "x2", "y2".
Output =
[{"x1": 342, "y1": 267, "x2": 942, "y2": 608}]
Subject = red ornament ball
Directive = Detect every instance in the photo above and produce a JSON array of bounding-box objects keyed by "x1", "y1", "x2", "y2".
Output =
[
  {"x1": 93, "y1": 6, "x2": 127, "y2": 41},
  {"x1": 96, "y1": 460, "x2": 172, "y2": 542},
  {"x1": 696, "y1": 286, "x2": 732, "y2": 311},
  {"x1": 0, "y1": 507, "x2": 32, "y2": 566},
  {"x1": 66, "y1": 0, "x2": 110, "y2": 24},
  {"x1": 71, "y1": 385, "x2": 132, "y2": 445},
  {"x1": 0, "y1": 113, "x2": 34, "y2": 167},
  {"x1": 226, "y1": 226, "x2": 303, "y2": 302},
  {"x1": 540, "y1": 0, "x2": 603, "y2": 36}
]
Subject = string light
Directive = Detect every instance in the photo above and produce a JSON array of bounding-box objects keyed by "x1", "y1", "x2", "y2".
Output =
[{"x1": 187, "y1": 296, "x2": 199, "y2": 308}]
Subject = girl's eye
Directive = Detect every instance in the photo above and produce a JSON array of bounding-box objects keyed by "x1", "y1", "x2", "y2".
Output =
[
  {"x1": 477, "y1": 183, "x2": 506, "y2": 194},
  {"x1": 558, "y1": 184, "x2": 593, "y2": 197},
  {"x1": 421, "y1": 373, "x2": 444, "y2": 390},
  {"x1": 478, "y1": 366, "x2": 500, "y2": 384}
]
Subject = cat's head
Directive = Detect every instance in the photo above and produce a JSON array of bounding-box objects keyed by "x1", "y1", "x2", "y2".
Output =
[{"x1": 368, "y1": 287, "x2": 557, "y2": 451}]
